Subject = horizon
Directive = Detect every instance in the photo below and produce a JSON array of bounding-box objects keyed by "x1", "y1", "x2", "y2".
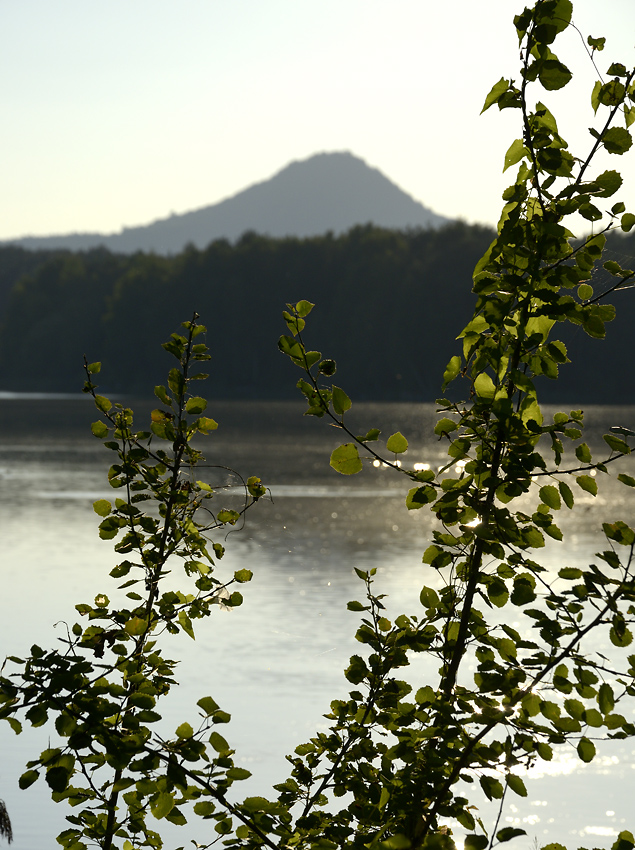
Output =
[{"x1": 4, "y1": 150, "x2": 451, "y2": 243}]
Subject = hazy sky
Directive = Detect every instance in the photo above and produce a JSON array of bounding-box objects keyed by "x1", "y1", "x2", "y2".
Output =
[{"x1": 2, "y1": 0, "x2": 634, "y2": 240}]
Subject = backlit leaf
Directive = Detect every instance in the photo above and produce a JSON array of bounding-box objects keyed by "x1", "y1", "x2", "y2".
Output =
[
  {"x1": 539, "y1": 485, "x2": 561, "y2": 510},
  {"x1": 474, "y1": 372, "x2": 496, "y2": 399},
  {"x1": 91, "y1": 420, "x2": 109, "y2": 438},
  {"x1": 576, "y1": 475, "x2": 598, "y2": 496},
  {"x1": 539, "y1": 59, "x2": 572, "y2": 90},
  {"x1": 332, "y1": 386, "x2": 352, "y2": 415},
  {"x1": 386, "y1": 432, "x2": 408, "y2": 454},
  {"x1": 577, "y1": 737, "x2": 596, "y2": 762},
  {"x1": 481, "y1": 77, "x2": 509, "y2": 113},
  {"x1": 442, "y1": 355, "x2": 461, "y2": 388},
  {"x1": 185, "y1": 396, "x2": 207, "y2": 415},
  {"x1": 603, "y1": 127, "x2": 633, "y2": 154},
  {"x1": 504, "y1": 138, "x2": 527, "y2": 172},
  {"x1": 330, "y1": 443, "x2": 363, "y2": 475},
  {"x1": 93, "y1": 499, "x2": 111, "y2": 517},
  {"x1": 152, "y1": 792, "x2": 175, "y2": 820}
]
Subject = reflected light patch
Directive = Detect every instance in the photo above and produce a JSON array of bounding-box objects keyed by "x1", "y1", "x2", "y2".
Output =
[{"x1": 584, "y1": 827, "x2": 619, "y2": 837}]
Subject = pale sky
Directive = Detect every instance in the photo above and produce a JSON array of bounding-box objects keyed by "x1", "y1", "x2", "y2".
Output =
[{"x1": 1, "y1": 0, "x2": 634, "y2": 240}]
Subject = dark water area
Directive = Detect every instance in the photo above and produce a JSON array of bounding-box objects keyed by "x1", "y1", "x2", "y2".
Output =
[{"x1": 2, "y1": 397, "x2": 635, "y2": 849}]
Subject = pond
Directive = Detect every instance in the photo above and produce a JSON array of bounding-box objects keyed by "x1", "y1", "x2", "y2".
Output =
[{"x1": 1, "y1": 397, "x2": 635, "y2": 849}]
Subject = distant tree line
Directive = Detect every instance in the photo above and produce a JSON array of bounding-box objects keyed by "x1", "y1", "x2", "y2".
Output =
[{"x1": 0, "y1": 222, "x2": 634, "y2": 402}]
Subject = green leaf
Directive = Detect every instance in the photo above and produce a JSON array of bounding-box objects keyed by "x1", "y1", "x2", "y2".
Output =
[
  {"x1": 604, "y1": 433, "x2": 631, "y2": 454},
  {"x1": 406, "y1": 486, "x2": 436, "y2": 510},
  {"x1": 5, "y1": 717, "x2": 22, "y2": 734},
  {"x1": 152, "y1": 792, "x2": 175, "y2": 820},
  {"x1": 330, "y1": 443, "x2": 363, "y2": 475},
  {"x1": 559, "y1": 567, "x2": 582, "y2": 580},
  {"x1": 358, "y1": 428, "x2": 381, "y2": 442},
  {"x1": 218, "y1": 509, "x2": 240, "y2": 525},
  {"x1": 603, "y1": 127, "x2": 633, "y2": 155},
  {"x1": 318, "y1": 359, "x2": 336, "y2": 376},
  {"x1": 196, "y1": 416, "x2": 218, "y2": 434},
  {"x1": 193, "y1": 800, "x2": 216, "y2": 817},
  {"x1": 487, "y1": 577, "x2": 509, "y2": 608},
  {"x1": 278, "y1": 334, "x2": 303, "y2": 361},
  {"x1": 480, "y1": 774, "x2": 504, "y2": 800},
  {"x1": 539, "y1": 59, "x2": 572, "y2": 91},
  {"x1": 575, "y1": 442, "x2": 592, "y2": 463},
  {"x1": 622, "y1": 213, "x2": 635, "y2": 232},
  {"x1": 242, "y1": 796, "x2": 274, "y2": 813},
  {"x1": 247, "y1": 476, "x2": 266, "y2": 498},
  {"x1": 304, "y1": 350, "x2": 321, "y2": 369},
  {"x1": 539, "y1": 0, "x2": 572, "y2": 33},
  {"x1": 434, "y1": 418, "x2": 458, "y2": 437},
  {"x1": 154, "y1": 385, "x2": 172, "y2": 405},
  {"x1": 185, "y1": 396, "x2": 207, "y2": 415},
  {"x1": 94, "y1": 395, "x2": 112, "y2": 413},
  {"x1": 481, "y1": 77, "x2": 509, "y2": 113},
  {"x1": 178, "y1": 610, "x2": 195, "y2": 640},
  {"x1": 511, "y1": 574, "x2": 537, "y2": 604},
  {"x1": 578, "y1": 283, "x2": 593, "y2": 300},
  {"x1": 576, "y1": 475, "x2": 598, "y2": 496},
  {"x1": 558, "y1": 481, "x2": 574, "y2": 509},
  {"x1": 209, "y1": 731, "x2": 230, "y2": 752},
  {"x1": 227, "y1": 767, "x2": 252, "y2": 781},
  {"x1": 124, "y1": 617, "x2": 147, "y2": 636},
  {"x1": 19, "y1": 769, "x2": 39, "y2": 789},
  {"x1": 594, "y1": 169, "x2": 622, "y2": 197},
  {"x1": 234, "y1": 569, "x2": 253, "y2": 583},
  {"x1": 197, "y1": 696, "x2": 219, "y2": 715},
  {"x1": 332, "y1": 386, "x2": 352, "y2": 415},
  {"x1": 442, "y1": 355, "x2": 461, "y2": 388},
  {"x1": 611, "y1": 617, "x2": 633, "y2": 647},
  {"x1": 45, "y1": 766, "x2": 70, "y2": 793},
  {"x1": 176, "y1": 722, "x2": 194, "y2": 739},
  {"x1": 577, "y1": 736, "x2": 596, "y2": 763},
  {"x1": 464, "y1": 837, "x2": 488, "y2": 850},
  {"x1": 503, "y1": 138, "x2": 527, "y2": 172},
  {"x1": 294, "y1": 299, "x2": 314, "y2": 317},
  {"x1": 379, "y1": 837, "x2": 412, "y2": 850},
  {"x1": 386, "y1": 432, "x2": 408, "y2": 454},
  {"x1": 93, "y1": 499, "x2": 112, "y2": 517},
  {"x1": 283, "y1": 310, "x2": 304, "y2": 335},
  {"x1": 587, "y1": 35, "x2": 606, "y2": 51},
  {"x1": 598, "y1": 683, "x2": 615, "y2": 714},
  {"x1": 91, "y1": 420, "x2": 109, "y2": 438},
  {"x1": 420, "y1": 586, "x2": 440, "y2": 609},
  {"x1": 612, "y1": 832, "x2": 635, "y2": 850},
  {"x1": 496, "y1": 828, "x2": 527, "y2": 843},
  {"x1": 474, "y1": 372, "x2": 496, "y2": 399},
  {"x1": 539, "y1": 485, "x2": 561, "y2": 510}
]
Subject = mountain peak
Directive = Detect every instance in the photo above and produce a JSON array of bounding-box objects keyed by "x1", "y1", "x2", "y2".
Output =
[{"x1": 6, "y1": 152, "x2": 449, "y2": 255}]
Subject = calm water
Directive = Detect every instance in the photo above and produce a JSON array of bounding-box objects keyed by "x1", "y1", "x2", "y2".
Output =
[{"x1": 1, "y1": 397, "x2": 635, "y2": 849}]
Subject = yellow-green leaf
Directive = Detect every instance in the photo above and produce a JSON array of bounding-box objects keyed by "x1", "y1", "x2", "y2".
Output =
[
  {"x1": 124, "y1": 617, "x2": 148, "y2": 636},
  {"x1": 474, "y1": 372, "x2": 496, "y2": 399},
  {"x1": 386, "y1": 432, "x2": 408, "y2": 454},
  {"x1": 93, "y1": 499, "x2": 112, "y2": 517},
  {"x1": 330, "y1": 443, "x2": 363, "y2": 475}
]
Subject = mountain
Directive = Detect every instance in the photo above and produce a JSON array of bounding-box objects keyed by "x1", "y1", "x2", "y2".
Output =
[{"x1": 5, "y1": 152, "x2": 449, "y2": 255}]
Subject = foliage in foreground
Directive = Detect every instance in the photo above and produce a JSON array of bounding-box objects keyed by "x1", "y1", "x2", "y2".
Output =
[{"x1": 2, "y1": 1, "x2": 635, "y2": 849}]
